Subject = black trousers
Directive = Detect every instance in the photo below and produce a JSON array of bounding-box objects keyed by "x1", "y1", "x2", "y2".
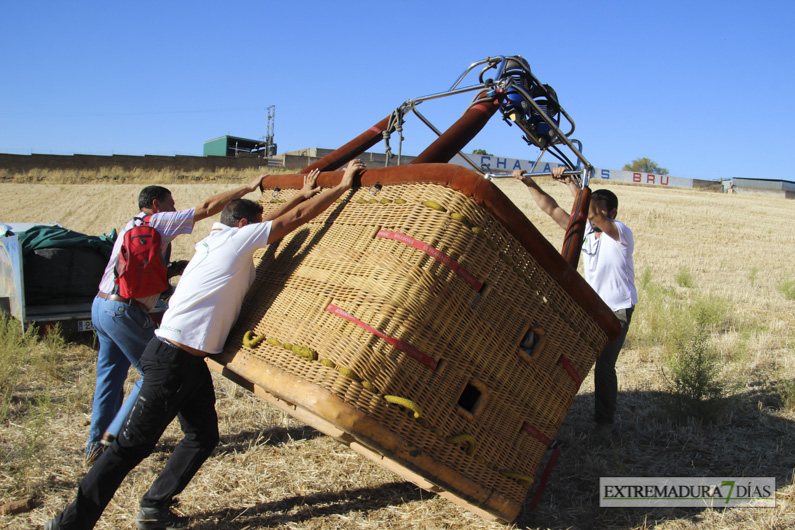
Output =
[
  {"x1": 594, "y1": 306, "x2": 634, "y2": 424},
  {"x1": 56, "y1": 337, "x2": 219, "y2": 529}
]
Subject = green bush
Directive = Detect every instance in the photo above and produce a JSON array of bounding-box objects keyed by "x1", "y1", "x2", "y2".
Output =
[
  {"x1": 778, "y1": 380, "x2": 795, "y2": 411},
  {"x1": 661, "y1": 309, "x2": 733, "y2": 422},
  {"x1": 777, "y1": 278, "x2": 795, "y2": 301},
  {"x1": 688, "y1": 294, "x2": 731, "y2": 331},
  {"x1": 675, "y1": 267, "x2": 694, "y2": 288}
]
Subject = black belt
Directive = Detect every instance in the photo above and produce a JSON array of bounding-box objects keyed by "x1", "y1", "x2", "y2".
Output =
[
  {"x1": 96, "y1": 291, "x2": 148, "y2": 312},
  {"x1": 157, "y1": 336, "x2": 208, "y2": 358}
]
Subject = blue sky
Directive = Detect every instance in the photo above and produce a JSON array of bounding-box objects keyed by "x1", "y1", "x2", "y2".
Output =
[{"x1": 1, "y1": 1, "x2": 793, "y2": 181}]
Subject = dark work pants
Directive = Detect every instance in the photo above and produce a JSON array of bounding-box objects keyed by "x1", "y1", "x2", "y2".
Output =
[
  {"x1": 594, "y1": 306, "x2": 634, "y2": 424},
  {"x1": 55, "y1": 338, "x2": 219, "y2": 529}
]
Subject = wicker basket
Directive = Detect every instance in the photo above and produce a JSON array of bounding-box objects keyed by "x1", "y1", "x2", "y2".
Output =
[{"x1": 210, "y1": 163, "x2": 619, "y2": 523}]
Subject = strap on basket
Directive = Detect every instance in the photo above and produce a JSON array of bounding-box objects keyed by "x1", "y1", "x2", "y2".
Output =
[{"x1": 529, "y1": 441, "x2": 561, "y2": 511}]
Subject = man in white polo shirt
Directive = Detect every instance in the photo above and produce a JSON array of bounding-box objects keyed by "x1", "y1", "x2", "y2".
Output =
[
  {"x1": 47, "y1": 160, "x2": 365, "y2": 530},
  {"x1": 514, "y1": 166, "x2": 637, "y2": 437}
]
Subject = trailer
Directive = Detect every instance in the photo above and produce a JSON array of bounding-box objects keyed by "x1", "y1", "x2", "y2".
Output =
[{"x1": 0, "y1": 222, "x2": 164, "y2": 334}]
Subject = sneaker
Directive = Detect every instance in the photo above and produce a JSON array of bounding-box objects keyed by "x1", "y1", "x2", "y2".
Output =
[
  {"x1": 136, "y1": 505, "x2": 189, "y2": 529},
  {"x1": 100, "y1": 432, "x2": 116, "y2": 447}
]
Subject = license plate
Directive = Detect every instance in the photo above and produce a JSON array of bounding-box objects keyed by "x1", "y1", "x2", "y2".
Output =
[{"x1": 77, "y1": 319, "x2": 94, "y2": 332}]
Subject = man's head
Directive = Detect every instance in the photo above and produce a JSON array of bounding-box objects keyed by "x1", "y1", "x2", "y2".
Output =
[
  {"x1": 220, "y1": 199, "x2": 264, "y2": 228},
  {"x1": 591, "y1": 189, "x2": 618, "y2": 219},
  {"x1": 139, "y1": 186, "x2": 176, "y2": 213}
]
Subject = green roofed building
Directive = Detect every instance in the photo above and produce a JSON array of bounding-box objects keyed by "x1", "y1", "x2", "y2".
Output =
[{"x1": 203, "y1": 135, "x2": 275, "y2": 157}]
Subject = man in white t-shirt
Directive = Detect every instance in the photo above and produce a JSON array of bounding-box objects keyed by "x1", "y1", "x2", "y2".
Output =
[
  {"x1": 514, "y1": 166, "x2": 637, "y2": 436},
  {"x1": 47, "y1": 160, "x2": 366, "y2": 530},
  {"x1": 87, "y1": 179, "x2": 273, "y2": 461}
]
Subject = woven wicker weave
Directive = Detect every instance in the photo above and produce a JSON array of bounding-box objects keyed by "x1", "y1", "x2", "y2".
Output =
[{"x1": 210, "y1": 163, "x2": 619, "y2": 523}]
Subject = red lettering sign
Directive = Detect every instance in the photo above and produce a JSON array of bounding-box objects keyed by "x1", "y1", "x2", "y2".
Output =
[{"x1": 633, "y1": 173, "x2": 641, "y2": 183}]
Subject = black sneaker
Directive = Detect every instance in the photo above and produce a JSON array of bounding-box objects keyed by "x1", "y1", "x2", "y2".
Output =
[{"x1": 135, "y1": 506, "x2": 189, "y2": 529}]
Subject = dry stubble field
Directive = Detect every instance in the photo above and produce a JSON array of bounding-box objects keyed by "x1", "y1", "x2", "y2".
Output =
[{"x1": 1, "y1": 173, "x2": 793, "y2": 529}]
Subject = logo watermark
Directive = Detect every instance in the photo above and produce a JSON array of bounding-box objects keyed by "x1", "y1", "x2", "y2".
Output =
[{"x1": 600, "y1": 477, "x2": 775, "y2": 507}]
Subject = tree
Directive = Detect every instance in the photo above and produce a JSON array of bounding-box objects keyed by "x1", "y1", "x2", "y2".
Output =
[
  {"x1": 471, "y1": 148, "x2": 492, "y2": 156},
  {"x1": 623, "y1": 157, "x2": 669, "y2": 175}
]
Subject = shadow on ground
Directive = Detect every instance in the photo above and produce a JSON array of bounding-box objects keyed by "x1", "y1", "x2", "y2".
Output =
[
  {"x1": 189, "y1": 481, "x2": 428, "y2": 529},
  {"x1": 185, "y1": 379, "x2": 793, "y2": 529},
  {"x1": 513, "y1": 385, "x2": 794, "y2": 529},
  {"x1": 216, "y1": 425, "x2": 324, "y2": 455}
]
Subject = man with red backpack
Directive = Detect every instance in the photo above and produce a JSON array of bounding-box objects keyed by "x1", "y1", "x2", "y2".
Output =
[{"x1": 86, "y1": 177, "x2": 269, "y2": 461}]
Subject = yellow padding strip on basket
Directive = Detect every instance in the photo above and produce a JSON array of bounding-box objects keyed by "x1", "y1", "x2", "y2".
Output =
[
  {"x1": 384, "y1": 395, "x2": 423, "y2": 419},
  {"x1": 422, "y1": 200, "x2": 446, "y2": 212},
  {"x1": 337, "y1": 365, "x2": 361, "y2": 382},
  {"x1": 500, "y1": 471, "x2": 534, "y2": 488},
  {"x1": 243, "y1": 331, "x2": 265, "y2": 349},
  {"x1": 291, "y1": 344, "x2": 318, "y2": 361},
  {"x1": 449, "y1": 212, "x2": 470, "y2": 226},
  {"x1": 445, "y1": 434, "x2": 477, "y2": 456}
]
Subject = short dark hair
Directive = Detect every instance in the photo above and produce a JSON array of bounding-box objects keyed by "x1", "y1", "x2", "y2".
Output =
[
  {"x1": 220, "y1": 199, "x2": 264, "y2": 227},
  {"x1": 592, "y1": 189, "x2": 618, "y2": 212},
  {"x1": 138, "y1": 186, "x2": 172, "y2": 210}
]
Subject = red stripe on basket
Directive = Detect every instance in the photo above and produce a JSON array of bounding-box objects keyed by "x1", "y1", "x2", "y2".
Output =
[
  {"x1": 376, "y1": 230, "x2": 483, "y2": 291},
  {"x1": 558, "y1": 355, "x2": 582, "y2": 387},
  {"x1": 521, "y1": 422, "x2": 554, "y2": 447},
  {"x1": 521, "y1": 422, "x2": 562, "y2": 510},
  {"x1": 529, "y1": 444, "x2": 561, "y2": 511},
  {"x1": 325, "y1": 303, "x2": 438, "y2": 370}
]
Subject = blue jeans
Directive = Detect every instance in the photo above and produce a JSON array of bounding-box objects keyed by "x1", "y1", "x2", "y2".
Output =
[
  {"x1": 87, "y1": 295, "x2": 155, "y2": 456},
  {"x1": 54, "y1": 338, "x2": 219, "y2": 528}
]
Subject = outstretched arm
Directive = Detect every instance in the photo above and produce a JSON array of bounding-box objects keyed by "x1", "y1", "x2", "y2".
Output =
[
  {"x1": 514, "y1": 168, "x2": 570, "y2": 230},
  {"x1": 263, "y1": 169, "x2": 322, "y2": 221},
  {"x1": 588, "y1": 200, "x2": 621, "y2": 241},
  {"x1": 553, "y1": 169, "x2": 581, "y2": 199},
  {"x1": 192, "y1": 174, "x2": 267, "y2": 223},
  {"x1": 267, "y1": 159, "x2": 366, "y2": 244}
]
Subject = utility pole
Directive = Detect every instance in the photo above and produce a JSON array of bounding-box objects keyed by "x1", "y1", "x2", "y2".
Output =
[{"x1": 265, "y1": 105, "x2": 276, "y2": 156}]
